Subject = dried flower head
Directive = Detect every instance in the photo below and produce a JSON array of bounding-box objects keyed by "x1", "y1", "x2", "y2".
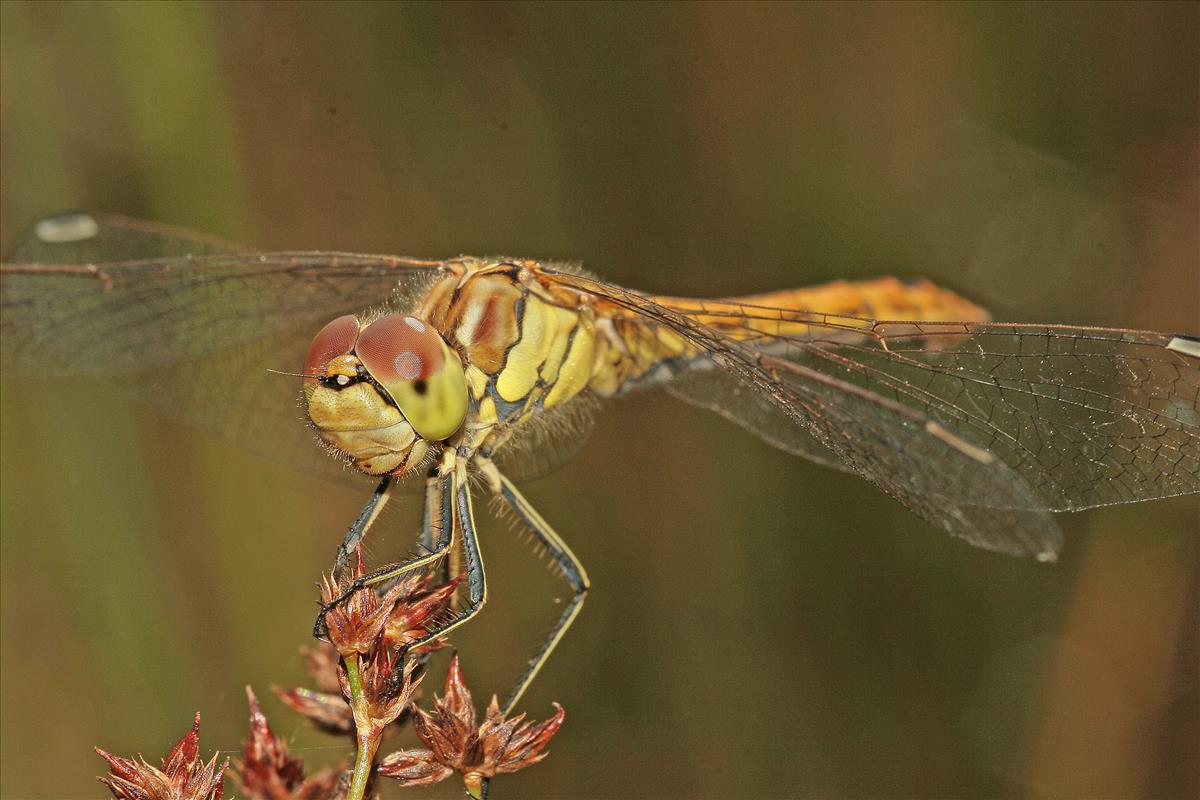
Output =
[
  {"x1": 382, "y1": 573, "x2": 464, "y2": 652},
  {"x1": 234, "y1": 687, "x2": 341, "y2": 800},
  {"x1": 318, "y1": 570, "x2": 409, "y2": 657},
  {"x1": 340, "y1": 647, "x2": 422, "y2": 734},
  {"x1": 96, "y1": 713, "x2": 228, "y2": 800},
  {"x1": 301, "y1": 641, "x2": 344, "y2": 694},
  {"x1": 279, "y1": 569, "x2": 459, "y2": 736},
  {"x1": 378, "y1": 654, "x2": 565, "y2": 798},
  {"x1": 274, "y1": 642, "x2": 354, "y2": 734}
]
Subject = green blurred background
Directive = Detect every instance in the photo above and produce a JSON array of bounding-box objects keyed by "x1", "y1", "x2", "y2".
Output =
[{"x1": 1, "y1": 2, "x2": 1197, "y2": 798}]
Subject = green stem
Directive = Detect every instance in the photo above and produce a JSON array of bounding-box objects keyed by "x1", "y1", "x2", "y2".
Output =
[{"x1": 344, "y1": 654, "x2": 376, "y2": 800}]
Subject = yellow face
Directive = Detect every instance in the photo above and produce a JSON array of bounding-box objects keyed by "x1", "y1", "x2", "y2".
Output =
[{"x1": 302, "y1": 314, "x2": 468, "y2": 475}]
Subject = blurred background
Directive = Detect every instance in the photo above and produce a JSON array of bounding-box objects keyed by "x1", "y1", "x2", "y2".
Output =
[{"x1": 1, "y1": 2, "x2": 1196, "y2": 798}]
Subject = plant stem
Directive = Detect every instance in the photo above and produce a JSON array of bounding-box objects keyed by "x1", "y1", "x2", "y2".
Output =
[{"x1": 344, "y1": 654, "x2": 377, "y2": 800}]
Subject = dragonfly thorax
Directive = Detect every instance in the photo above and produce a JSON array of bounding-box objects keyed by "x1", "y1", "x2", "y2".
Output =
[{"x1": 302, "y1": 313, "x2": 468, "y2": 476}]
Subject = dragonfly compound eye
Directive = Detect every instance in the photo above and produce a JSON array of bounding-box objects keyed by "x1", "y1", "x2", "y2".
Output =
[
  {"x1": 304, "y1": 314, "x2": 360, "y2": 381},
  {"x1": 354, "y1": 314, "x2": 468, "y2": 441}
]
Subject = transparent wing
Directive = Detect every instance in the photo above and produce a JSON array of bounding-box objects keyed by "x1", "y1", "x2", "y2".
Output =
[
  {"x1": 2, "y1": 213, "x2": 448, "y2": 374},
  {"x1": 5, "y1": 211, "x2": 245, "y2": 265},
  {"x1": 664, "y1": 367, "x2": 849, "y2": 472},
  {"x1": 1, "y1": 213, "x2": 448, "y2": 482},
  {"x1": 546, "y1": 270, "x2": 1200, "y2": 559},
  {"x1": 491, "y1": 393, "x2": 599, "y2": 483}
]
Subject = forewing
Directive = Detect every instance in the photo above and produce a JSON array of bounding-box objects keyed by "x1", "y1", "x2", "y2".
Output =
[
  {"x1": 547, "y1": 270, "x2": 1200, "y2": 558},
  {"x1": 1, "y1": 213, "x2": 448, "y2": 481}
]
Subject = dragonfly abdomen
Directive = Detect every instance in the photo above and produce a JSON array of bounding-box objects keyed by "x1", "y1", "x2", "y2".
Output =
[
  {"x1": 590, "y1": 276, "x2": 992, "y2": 396},
  {"x1": 655, "y1": 277, "x2": 991, "y2": 344}
]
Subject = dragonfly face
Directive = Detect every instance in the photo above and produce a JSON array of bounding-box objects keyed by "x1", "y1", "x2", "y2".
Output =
[{"x1": 303, "y1": 312, "x2": 468, "y2": 476}]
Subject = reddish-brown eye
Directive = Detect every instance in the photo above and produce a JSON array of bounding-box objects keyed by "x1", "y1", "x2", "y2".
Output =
[
  {"x1": 354, "y1": 314, "x2": 445, "y2": 385},
  {"x1": 304, "y1": 314, "x2": 360, "y2": 382},
  {"x1": 354, "y1": 314, "x2": 467, "y2": 441}
]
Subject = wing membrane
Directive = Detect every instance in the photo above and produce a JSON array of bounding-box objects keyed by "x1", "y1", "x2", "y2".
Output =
[
  {"x1": 2, "y1": 213, "x2": 446, "y2": 374},
  {"x1": 664, "y1": 368, "x2": 849, "y2": 471},
  {"x1": 799, "y1": 323, "x2": 1199, "y2": 511},
  {"x1": 1, "y1": 214, "x2": 447, "y2": 481},
  {"x1": 546, "y1": 270, "x2": 1200, "y2": 557}
]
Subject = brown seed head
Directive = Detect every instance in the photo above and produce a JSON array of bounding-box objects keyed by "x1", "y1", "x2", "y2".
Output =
[
  {"x1": 273, "y1": 643, "x2": 353, "y2": 734},
  {"x1": 319, "y1": 572, "x2": 409, "y2": 656},
  {"x1": 341, "y1": 647, "x2": 422, "y2": 734},
  {"x1": 234, "y1": 687, "x2": 341, "y2": 800},
  {"x1": 383, "y1": 573, "x2": 464, "y2": 651},
  {"x1": 378, "y1": 654, "x2": 565, "y2": 796},
  {"x1": 272, "y1": 683, "x2": 354, "y2": 736},
  {"x1": 96, "y1": 713, "x2": 228, "y2": 800},
  {"x1": 301, "y1": 642, "x2": 343, "y2": 694}
]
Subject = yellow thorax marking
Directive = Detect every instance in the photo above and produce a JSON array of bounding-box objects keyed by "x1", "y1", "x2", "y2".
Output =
[{"x1": 496, "y1": 295, "x2": 578, "y2": 403}]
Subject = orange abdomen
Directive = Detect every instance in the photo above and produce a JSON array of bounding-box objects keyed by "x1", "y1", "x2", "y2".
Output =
[{"x1": 587, "y1": 277, "x2": 990, "y2": 397}]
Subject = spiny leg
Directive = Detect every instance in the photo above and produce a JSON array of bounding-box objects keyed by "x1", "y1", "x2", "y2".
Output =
[
  {"x1": 313, "y1": 455, "x2": 457, "y2": 639},
  {"x1": 482, "y1": 459, "x2": 590, "y2": 716},
  {"x1": 332, "y1": 475, "x2": 393, "y2": 581},
  {"x1": 422, "y1": 468, "x2": 453, "y2": 584},
  {"x1": 399, "y1": 455, "x2": 488, "y2": 650}
]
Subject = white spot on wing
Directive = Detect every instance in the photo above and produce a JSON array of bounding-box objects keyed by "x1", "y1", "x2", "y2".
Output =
[
  {"x1": 403, "y1": 316, "x2": 427, "y2": 333},
  {"x1": 36, "y1": 212, "x2": 100, "y2": 243},
  {"x1": 1166, "y1": 336, "x2": 1200, "y2": 359}
]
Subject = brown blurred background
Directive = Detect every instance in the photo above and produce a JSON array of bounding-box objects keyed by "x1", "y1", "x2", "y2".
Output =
[{"x1": 1, "y1": 2, "x2": 1197, "y2": 798}]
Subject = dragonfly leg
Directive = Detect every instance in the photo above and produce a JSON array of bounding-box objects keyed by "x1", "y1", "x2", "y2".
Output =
[
  {"x1": 422, "y1": 469, "x2": 453, "y2": 585},
  {"x1": 313, "y1": 458, "x2": 457, "y2": 639},
  {"x1": 332, "y1": 475, "x2": 393, "y2": 581},
  {"x1": 482, "y1": 459, "x2": 590, "y2": 716},
  {"x1": 397, "y1": 454, "x2": 488, "y2": 650}
]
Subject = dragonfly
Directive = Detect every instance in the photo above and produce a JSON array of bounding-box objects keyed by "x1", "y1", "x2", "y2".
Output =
[{"x1": 2, "y1": 212, "x2": 1198, "y2": 715}]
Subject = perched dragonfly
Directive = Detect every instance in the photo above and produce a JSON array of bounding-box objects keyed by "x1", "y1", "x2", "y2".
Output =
[{"x1": 2, "y1": 212, "x2": 1198, "y2": 713}]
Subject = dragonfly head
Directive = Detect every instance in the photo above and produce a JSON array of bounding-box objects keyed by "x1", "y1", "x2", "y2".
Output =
[{"x1": 302, "y1": 313, "x2": 468, "y2": 476}]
